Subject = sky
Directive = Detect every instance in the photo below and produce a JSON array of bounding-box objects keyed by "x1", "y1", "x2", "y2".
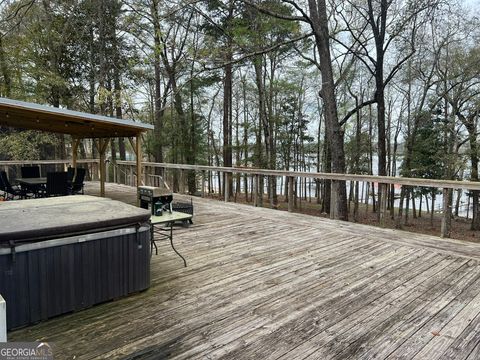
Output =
[{"x1": 465, "y1": 0, "x2": 480, "y2": 11}]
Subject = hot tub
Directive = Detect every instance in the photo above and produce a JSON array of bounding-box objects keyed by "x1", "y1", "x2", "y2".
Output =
[{"x1": 0, "y1": 195, "x2": 151, "y2": 330}]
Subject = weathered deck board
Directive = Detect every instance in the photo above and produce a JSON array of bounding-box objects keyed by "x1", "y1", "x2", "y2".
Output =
[{"x1": 8, "y1": 183, "x2": 480, "y2": 359}]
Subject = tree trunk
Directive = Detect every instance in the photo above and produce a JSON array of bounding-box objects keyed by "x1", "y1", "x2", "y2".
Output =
[
  {"x1": 322, "y1": 138, "x2": 331, "y2": 214},
  {"x1": 0, "y1": 36, "x2": 11, "y2": 97},
  {"x1": 222, "y1": 4, "x2": 234, "y2": 197},
  {"x1": 419, "y1": 194, "x2": 422, "y2": 218},
  {"x1": 316, "y1": 102, "x2": 323, "y2": 205},
  {"x1": 151, "y1": 0, "x2": 164, "y2": 166},
  {"x1": 466, "y1": 121, "x2": 480, "y2": 229},
  {"x1": 88, "y1": 21, "x2": 97, "y2": 159},
  {"x1": 267, "y1": 57, "x2": 278, "y2": 208},
  {"x1": 308, "y1": 0, "x2": 347, "y2": 220}
]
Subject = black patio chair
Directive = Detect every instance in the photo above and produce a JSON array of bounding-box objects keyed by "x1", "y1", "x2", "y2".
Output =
[
  {"x1": 0, "y1": 171, "x2": 6, "y2": 199},
  {"x1": 66, "y1": 167, "x2": 75, "y2": 184},
  {"x1": 44, "y1": 172, "x2": 69, "y2": 197},
  {"x1": 0, "y1": 170, "x2": 27, "y2": 200},
  {"x1": 20, "y1": 166, "x2": 40, "y2": 178},
  {"x1": 172, "y1": 198, "x2": 194, "y2": 224},
  {"x1": 20, "y1": 165, "x2": 43, "y2": 195},
  {"x1": 68, "y1": 168, "x2": 86, "y2": 195}
]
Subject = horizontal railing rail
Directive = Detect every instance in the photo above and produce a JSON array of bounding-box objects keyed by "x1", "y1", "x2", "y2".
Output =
[
  {"x1": 3, "y1": 159, "x2": 478, "y2": 191},
  {"x1": 114, "y1": 161, "x2": 480, "y2": 191}
]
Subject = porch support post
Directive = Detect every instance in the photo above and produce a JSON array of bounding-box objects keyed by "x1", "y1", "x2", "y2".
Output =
[
  {"x1": 98, "y1": 138, "x2": 109, "y2": 198},
  {"x1": 288, "y1": 176, "x2": 294, "y2": 212},
  {"x1": 136, "y1": 134, "x2": 143, "y2": 190},
  {"x1": 72, "y1": 137, "x2": 80, "y2": 178}
]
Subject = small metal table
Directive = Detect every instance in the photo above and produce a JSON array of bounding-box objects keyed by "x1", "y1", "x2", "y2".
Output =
[{"x1": 150, "y1": 211, "x2": 193, "y2": 267}]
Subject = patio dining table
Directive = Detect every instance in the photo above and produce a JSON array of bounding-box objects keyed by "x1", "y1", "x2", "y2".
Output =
[
  {"x1": 16, "y1": 177, "x2": 47, "y2": 186},
  {"x1": 16, "y1": 177, "x2": 47, "y2": 196}
]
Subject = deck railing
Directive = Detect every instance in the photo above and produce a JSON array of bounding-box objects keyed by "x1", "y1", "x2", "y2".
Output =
[
  {"x1": 114, "y1": 161, "x2": 480, "y2": 239},
  {"x1": 2, "y1": 159, "x2": 480, "y2": 239}
]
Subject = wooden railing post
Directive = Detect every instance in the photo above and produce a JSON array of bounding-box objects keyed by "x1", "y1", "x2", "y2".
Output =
[
  {"x1": 330, "y1": 180, "x2": 338, "y2": 219},
  {"x1": 441, "y1": 188, "x2": 452, "y2": 238},
  {"x1": 180, "y1": 169, "x2": 185, "y2": 194},
  {"x1": 201, "y1": 170, "x2": 206, "y2": 198},
  {"x1": 379, "y1": 183, "x2": 388, "y2": 227},
  {"x1": 224, "y1": 172, "x2": 230, "y2": 202},
  {"x1": 258, "y1": 175, "x2": 264, "y2": 207},
  {"x1": 288, "y1": 176, "x2": 294, "y2": 212},
  {"x1": 253, "y1": 174, "x2": 259, "y2": 207}
]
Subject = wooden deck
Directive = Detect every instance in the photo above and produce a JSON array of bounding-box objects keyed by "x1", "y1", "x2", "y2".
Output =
[{"x1": 8, "y1": 183, "x2": 480, "y2": 359}]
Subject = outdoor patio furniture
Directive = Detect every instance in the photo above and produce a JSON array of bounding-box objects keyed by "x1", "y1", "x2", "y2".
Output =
[
  {"x1": 66, "y1": 166, "x2": 75, "y2": 183},
  {"x1": 0, "y1": 171, "x2": 28, "y2": 200},
  {"x1": 20, "y1": 166, "x2": 40, "y2": 178},
  {"x1": 17, "y1": 177, "x2": 46, "y2": 198},
  {"x1": 0, "y1": 171, "x2": 7, "y2": 199},
  {"x1": 172, "y1": 198, "x2": 194, "y2": 224},
  {"x1": 43, "y1": 171, "x2": 69, "y2": 197},
  {"x1": 150, "y1": 211, "x2": 193, "y2": 267},
  {"x1": 19, "y1": 166, "x2": 43, "y2": 196},
  {"x1": 68, "y1": 167, "x2": 86, "y2": 195}
]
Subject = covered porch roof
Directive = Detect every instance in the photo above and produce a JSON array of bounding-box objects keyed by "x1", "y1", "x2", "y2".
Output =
[
  {"x1": 0, "y1": 97, "x2": 153, "y2": 138},
  {"x1": 0, "y1": 97, "x2": 154, "y2": 197}
]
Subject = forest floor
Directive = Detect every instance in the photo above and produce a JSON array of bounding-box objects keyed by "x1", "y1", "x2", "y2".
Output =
[{"x1": 212, "y1": 193, "x2": 480, "y2": 243}]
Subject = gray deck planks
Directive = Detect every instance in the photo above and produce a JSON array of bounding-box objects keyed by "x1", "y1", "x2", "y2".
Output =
[
  {"x1": 275, "y1": 254, "x2": 458, "y2": 360},
  {"x1": 408, "y1": 293, "x2": 480, "y2": 359},
  {"x1": 338, "y1": 261, "x2": 480, "y2": 360},
  {"x1": 8, "y1": 183, "x2": 480, "y2": 360}
]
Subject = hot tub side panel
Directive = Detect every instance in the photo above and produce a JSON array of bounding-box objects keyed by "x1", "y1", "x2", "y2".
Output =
[{"x1": 0, "y1": 227, "x2": 150, "y2": 330}]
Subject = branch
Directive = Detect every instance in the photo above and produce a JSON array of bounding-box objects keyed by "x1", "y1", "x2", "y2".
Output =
[
  {"x1": 280, "y1": 0, "x2": 311, "y2": 22},
  {"x1": 201, "y1": 31, "x2": 314, "y2": 71},
  {"x1": 331, "y1": 36, "x2": 375, "y2": 75},
  {"x1": 174, "y1": 11, "x2": 194, "y2": 63},
  {"x1": 0, "y1": 0, "x2": 35, "y2": 23},
  {"x1": 383, "y1": 49, "x2": 415, "y2": 87},
  {"x1": 339, "y1": 98, "x2": 377, "y2": 126},
  {"x1": 336, "y1": 7, "x2": 375, "y2": 65},
  {"x1": 333, "y1": 51, "x2": 362, "y2": 88},
  {"x1": 241, "y1": 0, "x2": 308, "y2": 23},
  {"x1": 293, "y1": 44, "x2": 320, "y2": 70},
  {"x1": 0, "y1": 0, "x2": 35, "y2": 38}
]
